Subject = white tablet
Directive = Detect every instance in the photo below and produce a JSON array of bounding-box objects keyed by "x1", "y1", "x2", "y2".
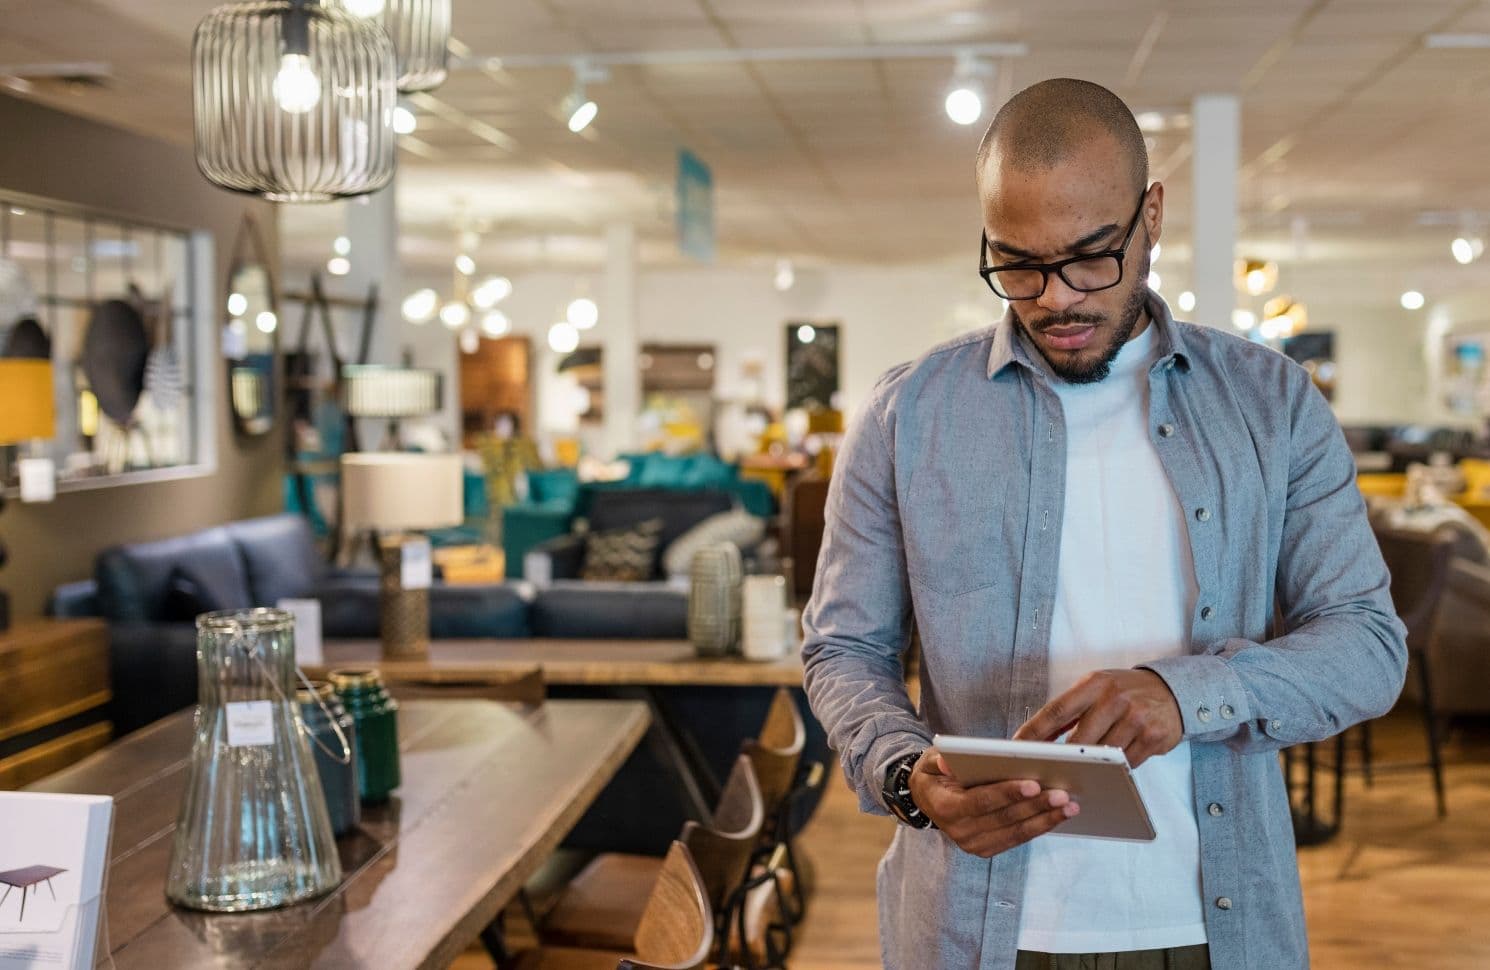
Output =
[{"x1": 930, "y1": 734, "x2": 1156, "y2": 842}]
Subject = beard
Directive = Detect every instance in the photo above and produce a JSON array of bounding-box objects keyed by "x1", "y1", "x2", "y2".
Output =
[{"x1": 1012, "y1": 250, "x2": 1151, "y2": 385}]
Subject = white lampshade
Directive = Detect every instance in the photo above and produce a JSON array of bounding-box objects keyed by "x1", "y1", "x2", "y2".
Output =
[{"x1": 341, "y1": 452, "x2": 463, "y2": 530}]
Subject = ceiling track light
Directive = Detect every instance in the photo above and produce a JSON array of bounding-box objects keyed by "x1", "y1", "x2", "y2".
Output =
[
  {"x1": 944, "y1": 50, "x2": 995, "y2": 126},
  {"x1": 563, "y1": 60, "x2": 608, "y2": 133}
]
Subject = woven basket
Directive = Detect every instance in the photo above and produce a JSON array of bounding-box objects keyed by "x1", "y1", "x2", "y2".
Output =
[{"x1": 688, "y1": 541, "x2": 743, "y2": 656}]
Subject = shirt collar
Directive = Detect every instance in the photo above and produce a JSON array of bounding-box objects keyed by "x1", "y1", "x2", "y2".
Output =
[{"x1": 985, "y1": 290, "x2": 1193, "y2": 380}]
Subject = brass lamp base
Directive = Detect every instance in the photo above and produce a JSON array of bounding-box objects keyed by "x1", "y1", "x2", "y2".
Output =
[{"x1": 377, "y1": 536, "x2": 429, "y2": 660}]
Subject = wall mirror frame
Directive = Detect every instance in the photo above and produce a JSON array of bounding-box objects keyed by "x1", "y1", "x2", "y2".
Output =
[
  {"x1": 224, "y1": 214, "x2": 279, "y2": 438},
  {"x1": 0, "y1": 187, "x2": 216, "y2": 496}
]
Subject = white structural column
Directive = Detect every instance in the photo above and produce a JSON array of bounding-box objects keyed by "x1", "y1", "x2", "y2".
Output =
[
  {"x1": 1190, "y1": 94, "x2": 1240, "y2": 330},
  {"x1": 601, "y1": 223, "x2": 641, "y2": 455}
]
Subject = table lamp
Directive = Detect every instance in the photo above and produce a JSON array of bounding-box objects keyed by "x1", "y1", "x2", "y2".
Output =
[
  {"x1": 340, "y1": 453, "x2": 462, "y2": 659},
  {"x1": 0, "y1": 359, "x2": 57, "y2": 632}
]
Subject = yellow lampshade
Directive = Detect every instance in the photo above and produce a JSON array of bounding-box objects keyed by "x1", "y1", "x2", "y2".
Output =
[
  {"x1": 0, "y1": 359, "x2": 56, "y2": 445},
  {"x1": 340, "y1": 452, "x2": 463, "y2": 531}
]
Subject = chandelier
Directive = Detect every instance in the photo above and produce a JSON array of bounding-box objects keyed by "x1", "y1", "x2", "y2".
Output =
[
  {"x1": 333, "y1": 0, "x2": 452, "y2": 93},
  {"x1": 193, "y1": 0, "x2": 398, "y2": 202},
  {"x1": 402, "y1": 234, "x2": 513, "y2": 350}
]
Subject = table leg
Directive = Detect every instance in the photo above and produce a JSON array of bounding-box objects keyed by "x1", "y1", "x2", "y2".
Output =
[
  {"x1": 19, "y1": 886, "x2": 26, "y2": 921},
  {"x1": 611, "y1": 686, "x2": 716, "y2": 822},
  {"x1": 46, "y1": 878, "x2": 56, "y2": 901},
  {"x1": 0, "y1": 884, "x2": 10, "y2": 910}
]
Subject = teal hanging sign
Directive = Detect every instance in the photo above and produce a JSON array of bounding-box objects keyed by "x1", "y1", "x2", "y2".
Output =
[{"x1": 676, "y1": 149, "x2": 715, "y2": 263}]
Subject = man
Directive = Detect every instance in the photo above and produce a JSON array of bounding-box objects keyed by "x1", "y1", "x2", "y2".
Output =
[{"x1": 801, "y1": 78, "x2": 1406, "y2": 970}]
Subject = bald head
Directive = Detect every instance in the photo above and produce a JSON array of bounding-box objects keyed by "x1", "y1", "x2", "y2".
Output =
[{"x1": 976, "y1": 78, "x2": 1148, "y2": 196}]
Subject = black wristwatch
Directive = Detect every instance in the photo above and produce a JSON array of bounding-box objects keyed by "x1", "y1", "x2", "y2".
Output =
[{"x1": 882, "y1": 751, "x2": 935, "y2": 829}]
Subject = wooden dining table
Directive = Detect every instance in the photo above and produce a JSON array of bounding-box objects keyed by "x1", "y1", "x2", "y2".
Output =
[{"x1": 26, "y1": 698, "x2": 650, "y2": 969}]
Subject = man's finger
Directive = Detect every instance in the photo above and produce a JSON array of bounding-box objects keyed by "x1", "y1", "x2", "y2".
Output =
[
  {"x1": 1015, "y1": 677, "x2": 1104, "y2": 741},
  {"x1": 1095, "y1": 718, "x2": 1142, "y2": 757},
  {"x1": 1067, "y1": 695, "x2": 1127, "y2": 746},
  {"x1": 966, "y1": 801, "x2": 1080, "y2": 857},
  {"x1": 966, "y1": 778, "x2": 1041, "y2": 816}
]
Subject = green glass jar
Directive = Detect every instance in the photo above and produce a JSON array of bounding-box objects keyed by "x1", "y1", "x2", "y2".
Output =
[{"x1": 328, "y1": 668, "x2": 400, "y2": 802}]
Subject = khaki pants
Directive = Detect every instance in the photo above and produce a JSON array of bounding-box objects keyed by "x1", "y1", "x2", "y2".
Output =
[{"x1": 1015, "y1": 945, "x2": 1212, "y2": 970}]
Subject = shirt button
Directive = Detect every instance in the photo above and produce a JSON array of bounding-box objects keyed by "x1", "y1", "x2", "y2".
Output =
[
  {"x1": 995, "y1": 900, "x2": 1016, "y2": 909},
  {"x1": 1195, "y1": 507, "x2": 1212, "y2": 522},
  {"x1": 1200, "y1": 606, "x2": 1214, "y2": 620},
  {"x1": 1270, "y1": 719, "x2": 1282, "y2": 732},
  {"x1": 1220, "y1": 703, "x2": 1235, "y2": 719},
  {"x1": 1216, "y1": 897, "x2": 1233, "y2": 911},
  {"x1": 1208, "y1": 803, "x2": 1224, "y2": 817},
  {"x1": 1158, "y1": 423, "x2": 1175, "y2": 438},
  {"x1": 1197, "y1": 706, "x2": 1212, "y2": 723}
]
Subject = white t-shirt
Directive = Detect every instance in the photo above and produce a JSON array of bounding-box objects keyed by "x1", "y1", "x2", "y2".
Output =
[{"x1": 1017, "y1": 321, "x2": 1208, "y2": 954}]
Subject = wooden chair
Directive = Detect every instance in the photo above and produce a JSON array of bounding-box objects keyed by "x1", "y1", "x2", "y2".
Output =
[
  {"x1": 540, "y1": 755, "x2": 764, "y2": 954},
  {"x1": 742, "y1": 688, "x2": 806, "y2": 820},
  {"x1": 512, "y1": 841, "x2": 713, "y2": 970}
]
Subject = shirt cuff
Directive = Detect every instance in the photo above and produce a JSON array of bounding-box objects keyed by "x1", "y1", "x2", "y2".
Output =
[
  {"x1": 857, "y1": 728, "x2": 935, "y2": 816},
  {"x1": 1138, "y1": 653, "x2": 1253, "y2": 740}
]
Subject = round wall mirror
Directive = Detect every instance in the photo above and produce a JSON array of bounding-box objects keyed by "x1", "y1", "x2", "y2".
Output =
[{"x1": 224, "y1": 216, "x2": 279, "y2": 437}]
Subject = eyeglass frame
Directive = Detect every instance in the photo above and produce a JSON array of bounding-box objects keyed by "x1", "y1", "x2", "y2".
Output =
[{"x1": 978, "y1": 187, "x2": 1152, "y2": 301}]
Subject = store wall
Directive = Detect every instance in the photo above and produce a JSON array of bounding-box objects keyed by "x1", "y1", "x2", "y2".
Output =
[
  {"x1": 479, "y1": 263, "x2": 1000, "y2": 442},
  {"x1": 0, "y1": 94, "x2": 283, "y2": 620}
]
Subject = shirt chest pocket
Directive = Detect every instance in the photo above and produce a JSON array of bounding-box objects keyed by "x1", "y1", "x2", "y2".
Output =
[{"x1": 901, "y1": 467, "x2": 1013, "y2": 598}]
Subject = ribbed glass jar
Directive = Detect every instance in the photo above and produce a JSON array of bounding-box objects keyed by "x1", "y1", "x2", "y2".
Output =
[
  {"x1": 329, "y1": 668, "x2": 401, "y2": 802},
  {"x1": 166, "y1": 609, "x2": 342, "y2": 912},
  {"x1": 192, "y1": 0, "x2": 397, "y2": 202}
]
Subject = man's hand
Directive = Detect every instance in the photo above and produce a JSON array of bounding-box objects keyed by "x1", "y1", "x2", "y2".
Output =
[
  {"x1": 907, "y1": 750, "x2": 1078, "y2": 858},
  {"x1": 1014, "y1": 668, "x2": 1184, "y2": 768}
]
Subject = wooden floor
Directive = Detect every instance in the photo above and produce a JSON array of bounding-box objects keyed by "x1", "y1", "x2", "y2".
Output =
[{"x1": 459, "y1": 708, "x2": 1490, "y2": 968}]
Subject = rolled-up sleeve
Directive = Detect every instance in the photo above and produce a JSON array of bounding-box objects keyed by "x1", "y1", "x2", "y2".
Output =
[
  {"x1": 1143, "y1": 375, "x2": 1408, "y2": 752},
  {"x1": 801, "y1": 382, "x2": 932, "y2": 815}
]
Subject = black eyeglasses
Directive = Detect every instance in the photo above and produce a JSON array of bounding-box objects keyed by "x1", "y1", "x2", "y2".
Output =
[{"x1": 979, "y1": 190, "x2": 1149, "y2": 301}]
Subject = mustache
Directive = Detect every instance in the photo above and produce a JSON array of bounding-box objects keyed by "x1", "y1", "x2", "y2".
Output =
[{"x1": 1029, "y1": 311, "x2": 1106, "y2": 331}]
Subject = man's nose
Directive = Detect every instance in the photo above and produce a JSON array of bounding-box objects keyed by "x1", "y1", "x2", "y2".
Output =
[{"x1": 1035, "y1": 272, "x2": 1086, "y2": 315}]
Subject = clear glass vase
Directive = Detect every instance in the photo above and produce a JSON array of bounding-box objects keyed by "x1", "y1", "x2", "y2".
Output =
[{"x1": 166, "y1": 608, "x2": 342, "y2": 912}]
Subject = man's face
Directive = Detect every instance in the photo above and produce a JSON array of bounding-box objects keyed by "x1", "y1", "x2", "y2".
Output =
[{"x1": 980, "y1": 137, "x2": 1163, "y2": 384}]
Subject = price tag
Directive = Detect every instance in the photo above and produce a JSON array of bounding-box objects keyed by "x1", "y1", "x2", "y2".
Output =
[
  {"x1": 401, "y1": 538, "x2": 433, "y2": 590},
  {"x1": 226, "y1": 701, "x2": 275, "y2": 747},
  {"x1": 278, "y1": 597, "x2": 323, "y2": 665}
]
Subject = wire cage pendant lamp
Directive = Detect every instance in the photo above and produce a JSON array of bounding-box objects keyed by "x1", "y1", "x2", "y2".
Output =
[
  {"x1": 333, "y1": 0, "x2": 452, "y2": 93},
  {"x1": 193, "y1": 0, "x2": 398, "y2": 202}
]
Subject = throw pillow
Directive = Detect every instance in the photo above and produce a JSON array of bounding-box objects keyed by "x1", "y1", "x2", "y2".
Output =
[
  {"x1": 161, "y1": 570, "x2": 213, "y2": 622},
  {"x1": 663, "y1": 509, "x2": 768, "y2": 578},
  {"x1": 581, "y1": 518, "x2": 665, "y2": 582}
]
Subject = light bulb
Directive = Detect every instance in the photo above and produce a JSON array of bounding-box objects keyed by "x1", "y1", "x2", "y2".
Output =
[
  {"x1": 1147, "y1": 271, "x2": 1162, "y2": 292},
  {"x1": 774, "y1": 259, "x2": 795, "y2": 292},
  {"x1": 326, "y1": 256, "x2": 350, "y2": 276},
  {"x1": 333, "y1": 235, "x2": 351, "y2": 256},
  {"x1": 1178, "y1": 291, "x2": 1196, "y2": 313},
  {"x1": 944, "y1": 85, "x2": 983, "y2": 126},
  {"x1": 567, "y1": 297, "x2": 599, "y2": 329},
  {"x1": 1453, "y1": 237, "x2": 1477, "y2": 265},
  {"x1": 1232, "y1": 309, "x2": 1257, "y2": 330},
  {"x1": 472, "y1": 276, "x2": 512, "y2": 308},
  {"x1": 440, "y1": 300, "x2": 471, "y2": 328},
  {"x1": 568, "y1": 99, "x2": 598, "y2": 133},
  {"x1": 1245, "y1": 268, "x2": 1268, "y2": 295},
  {"x1": 481, "y1": 310, "x2": 510, "y2": 337},
  {"x1": 256, "y1": 311, "x2": 278, "y2": 334},
  {"x1": 1400, "y1": 290, "x2": 1425, "y2": 310},
  {"x1": 797, "y1": 324, "x2": 817, "y2": 344},
  {"x1": 1259, "y1": 317, "x2": 1283, "y2": 340},
  {"x1": 549, "y1": 321, "x2": 580, "y2": 353},
  {"x1": 273, "y1": 53, "x2": 321, "y2": 114},
  {"x1": 227, "y1": 292, "x2": 248, "y2": 317},
  {"x1": 459, "y1": 328, "x2": 480, "y2": 354},
  {"x1": 402, "y1": 288, "x2": 438, "y2": 324},
  {"x1": 455, "y1": 254, "x2": 476, "y2": 276},
  {"x1": 392, "y1": 105, "x2": 417, "y2": 135},
  {"x1": 1151, "y1": 243, "x2": 1161, "y2": 262},
  {"x1": 342, "y1": 0, "x2": 386, "y2": 15}
]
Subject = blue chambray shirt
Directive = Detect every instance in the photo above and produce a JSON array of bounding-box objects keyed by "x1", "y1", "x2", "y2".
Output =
[{"x1": 801, "y1": 292, "x2": 1408, "y2": 970}]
